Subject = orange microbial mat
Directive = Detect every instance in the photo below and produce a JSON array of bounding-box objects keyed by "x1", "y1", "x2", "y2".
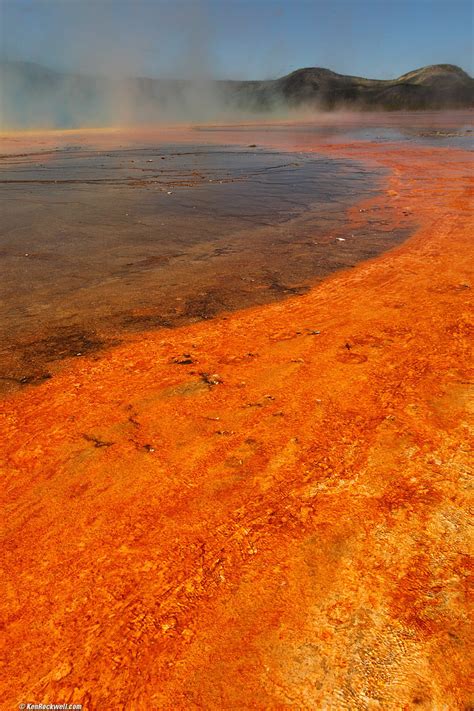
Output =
[{"x1": 1, "y1": 114, "x2": 473, "y2": 709}]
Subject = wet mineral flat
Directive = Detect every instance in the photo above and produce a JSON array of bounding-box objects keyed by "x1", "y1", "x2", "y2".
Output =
[{"x1": 0, "y1": 142, "x2": 412, "y2": 391}]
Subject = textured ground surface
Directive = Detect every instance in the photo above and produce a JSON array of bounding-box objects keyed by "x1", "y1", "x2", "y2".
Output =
[
  {"x1": 1, "y1": 117, "x2": 473, "y2": 709},
  {"x1": 0, "y1": 142, "x2": 404, "y2": 394}
]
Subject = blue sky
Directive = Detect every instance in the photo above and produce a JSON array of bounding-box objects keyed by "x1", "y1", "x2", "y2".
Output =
[{"x1": 1, "y1": 0, "x2": 473, "y2": 79}]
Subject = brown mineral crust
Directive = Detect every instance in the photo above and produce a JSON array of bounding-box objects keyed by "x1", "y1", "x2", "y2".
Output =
[{"x1": 0, "y1": 128, "x2": 473, "y2": 709}]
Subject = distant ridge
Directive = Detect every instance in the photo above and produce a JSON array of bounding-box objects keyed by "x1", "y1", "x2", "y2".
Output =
[
  {"x1": 233, "y1": 64, "x2": 474, "y2": 111},
  {"x1": 1, "y1": 60, "x2": 473, "y2": 128}
]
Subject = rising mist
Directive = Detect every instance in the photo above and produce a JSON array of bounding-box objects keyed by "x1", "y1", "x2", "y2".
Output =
[{"x1": 1, "y1": 0, "x2": 472, "y2": 130}]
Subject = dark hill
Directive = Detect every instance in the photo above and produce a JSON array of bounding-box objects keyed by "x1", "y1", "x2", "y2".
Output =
[{"x1": 272, "y1": 64, "x2": 474, "y2": 110}]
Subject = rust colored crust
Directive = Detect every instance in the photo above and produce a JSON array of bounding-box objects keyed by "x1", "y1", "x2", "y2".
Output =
[{"x1": 1, "y1": 131, "x2": 473, "y2": 709}]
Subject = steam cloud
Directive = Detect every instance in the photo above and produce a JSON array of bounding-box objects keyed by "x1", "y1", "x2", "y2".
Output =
[
  {"x1": 1, "y1": 0, "x2": 472, "y2": 130},
  {"x1": 0, "y1": 0, "x2": 296, "y2": 129}
]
